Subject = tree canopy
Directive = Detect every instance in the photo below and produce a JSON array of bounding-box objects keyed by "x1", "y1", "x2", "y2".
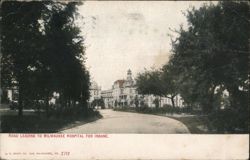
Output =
[
  {"x1": 136, "y1": 1, "x2": 249, "y2": 115},
  {"x1": 1, "y1": 1, "x2": 90, "y2": 116},
  {"x1": 169, "y1": 1, "x2": 249, "y2": 113},
  {"x1": 136, "y1": 68, "x2": 179, "y2": 107}
]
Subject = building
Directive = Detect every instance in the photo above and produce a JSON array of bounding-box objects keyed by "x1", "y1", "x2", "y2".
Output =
[
  {"x1": 97, "y1": 69, "x2": 184, "y2": 108},
  {"x1": 101, "y1": 89, "x2": 113, "y2": 108},
  {"x1": 112, "y1": 79, "x2": 125, "y2": 106},
  {"x1": 160, "y1": 95, "x2": 184, "y2": 107},
  {"x1": 89, "y1": 81, "x2": 101, "y2": 103},
  {"x1": 111, "y1": 69, "x2": 138, "y2": 107},
  {"x1": 4, "y1": 81, "x2": 19, "y2": 103}
]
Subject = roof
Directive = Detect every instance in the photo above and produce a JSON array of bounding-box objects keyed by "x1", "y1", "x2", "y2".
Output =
[
  {"x1": 114, "y1": 79, "x2": 125, "y2": 88},
  {"x1": 101, "y1": 89, "x2": 113, "y2": 94}
]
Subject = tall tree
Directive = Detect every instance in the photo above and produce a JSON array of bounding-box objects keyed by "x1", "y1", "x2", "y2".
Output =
[
  {"x1": 1, "y1": 1, "x2": 48, "y2": 115},
  {"x1": 136, "y1": 69, "x2": 165, "y2": 97},
  {"x1": 45, "y1": 2, "x2": 90, "y2": 112},
  {"x1": 161, "y1": 64, "x2": 179, "y2": 108},
  {"x1": 136, "y1": 68, "x2": 178, "y2": 107},
  {"x1": 1, "y1": 1, "x2": 90, "y2": 116},
  {"x1": 169, "y1": 1, "x2": 249, "y2": 114}
]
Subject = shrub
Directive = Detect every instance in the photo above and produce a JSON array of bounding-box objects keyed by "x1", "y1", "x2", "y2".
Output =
[
  {"x1": 1, "y1": 107, "x2": 102, "y2": 133},
  {"x1": 208, "y1": 108, "x2": 249, "y2": 133},
  {"x1": 115, "y1": 105, "x2": 199, "y2": 115}
]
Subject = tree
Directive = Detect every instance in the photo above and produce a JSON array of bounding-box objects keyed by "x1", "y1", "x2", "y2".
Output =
[
  {"x1": 91, "y1": 98, "x2": 105, "y2": 108},
  {"x1": 1, "y1": 1, "x2": 90, "y2": 117},
  {"x1": 136, "y1": 69, "x2": 165, "y2": 96},
  {"x1": 168, "y1": 1, "x2": 249, "y2": 115},
  {"x1": 134, "y1": 96, "x2": 139, "y2": 108},
  {"x1": 136, "y1": 68, "x2": 178, "y2": 108},
  {"x1": 161, "y1": 65, "x2": 179, "y2": 108},
  {"x1": 153, "y1": 98, "x2": 159, "y2": 108},
  {"x1": 114, "y1": 100, "x2": 118, "y2": 107},
  {"x1": 45, "y1": 2, "x2": 89, "y2": 113},
  {"x1": 1, "y1": 1, "x2": 48, "y2": 116}
]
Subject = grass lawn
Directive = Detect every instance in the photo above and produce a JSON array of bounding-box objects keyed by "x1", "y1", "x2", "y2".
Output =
[
  {"x1": 1, "y1": 112, "x2": 102, "y2": 133},
  {"x1": 114, "y1": 107, "x2": 214, "y2": 134},
  {"x1": 165, "y1": 115, "x2": 214, "y2": 134}
]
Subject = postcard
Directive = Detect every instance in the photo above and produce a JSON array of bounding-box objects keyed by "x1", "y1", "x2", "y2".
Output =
[{"x1": 0, "y1": 1, "x2": 249, "y2": 159}]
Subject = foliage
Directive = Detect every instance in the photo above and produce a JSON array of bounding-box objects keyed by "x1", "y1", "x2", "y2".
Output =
[
  {"x1": 1, "y1": 1, "x2": 48, "y2": 115},
  {"x1": 134, "y1": 95, "x2": 139, "y2": 107},
  {"x1": 135, "y1": 1, "x2": 249, "y2": 132},
  {"x1": 1, "y1": 107, "x2": 102, "y2": 133},
  {"x1": 153, "y1": 98, "x2": 159, "y2": 108},
  {"x1": 114, "y1": 105, "x2": 197, "y2": 115},
  {"x1": 114, "y1": 100, "x2": 118, "y2": 107},
  {"x1": 166, "y1": 1, "x2": 249, "y2": 132},
  {"x1": 208, "y1": 108, "x2": 249, "y2": 133},
  {"x1": 169, "y1": 1, "x2": 249, "y2": 114},
  {"x1": 136, "y1": 68, "x2": 179, "y2": 107},
  {"x1": 136, "y1": 69, "x2": 165, "y2": 96},
  {"x1": 114, "y1": 106, "x2": 249, "y2": 133},
  {"x1": 91, "y1": 98, "x2": 105, "y2": 108},
  {"x1": 161, "y1": 65, "x2": 179, "y2": 107},
  {"x1": 1, "y1": 1, "x2": 90, "y2": 117}
]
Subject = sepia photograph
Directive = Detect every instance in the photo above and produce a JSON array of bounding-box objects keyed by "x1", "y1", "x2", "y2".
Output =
[{"x1": 0, "y1": 0, "x2": 249, "y2": 159}]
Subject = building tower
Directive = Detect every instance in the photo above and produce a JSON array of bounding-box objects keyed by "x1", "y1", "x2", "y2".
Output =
[{"x1": 127, "y1": 69, "x2": 132, "y2": 81}]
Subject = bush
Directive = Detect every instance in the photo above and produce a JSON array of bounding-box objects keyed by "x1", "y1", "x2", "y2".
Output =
[
  {"x1": 114, "y1": 105, "x2": 199, "y2": 115},
  {"x1": 1, "y1": 107, "x2": 102, "y2": 133},
  {"x1": 208, "y1": 108, "x2": 249, "y2": 133},
  {"x1": 49, "y1": 105, "x2": 101, "y2": 119}
]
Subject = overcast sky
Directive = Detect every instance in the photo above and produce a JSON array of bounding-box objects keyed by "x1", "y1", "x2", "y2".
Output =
[{"x1": 78, "y1": 1, "x2": 213, "y2": 90}]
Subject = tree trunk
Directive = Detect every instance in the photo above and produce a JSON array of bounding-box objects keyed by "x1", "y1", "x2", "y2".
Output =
[
  {"x1": 18, "y1": 85, "x2": 23, "y2": 116},
  {"x1": 202, "y1": 86, "x2": 216, "y2": 114},
  {"x1": 159, "y1": 96, "x2": 161, "y2": 108},
  {"x1": 228, "y1": 85, "x2": 247, "y2": 110},
  {"x1": 45, "y1": 95, "x2": 49, "y2": 118},
  {"x1": 81, "y1": 99, "x2": 88, "y2": 116},
  {"x1": 18, "y1": 95, "x2": 23, "y2": 116},
  {"x1": 68, "y1": 98, "x2": 71, "y2": 108},
  {"x1": 37, "y1": 100, "x2": 41, "y2": 117},
  {"x1": 171, "y1": 96, "x2": 175, "y2": 108}
]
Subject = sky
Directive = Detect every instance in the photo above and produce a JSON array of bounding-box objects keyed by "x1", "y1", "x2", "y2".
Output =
[{"x1": 78, "y1": 1, "x2": 213, "y2": 90}]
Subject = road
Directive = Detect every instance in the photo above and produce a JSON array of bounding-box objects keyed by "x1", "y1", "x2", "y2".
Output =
[{"x1": 61, "y1": 109, "x2": 190, "y2": 134}]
